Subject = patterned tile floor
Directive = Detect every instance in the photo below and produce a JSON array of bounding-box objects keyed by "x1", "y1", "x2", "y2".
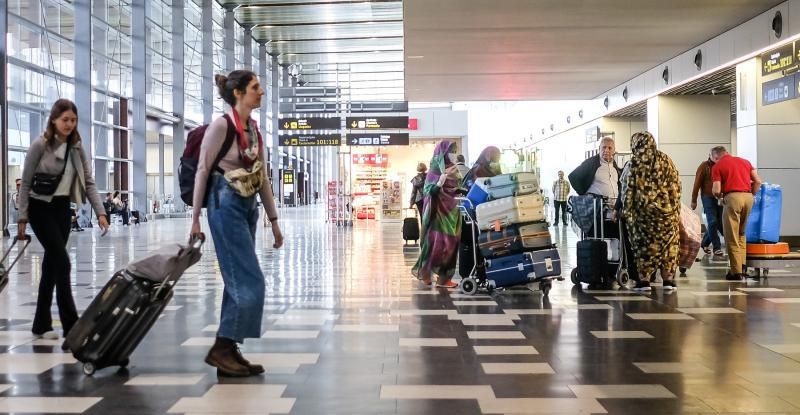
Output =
[{"x1": 1, "y1": 206, "x2": 800, "y2": 414}]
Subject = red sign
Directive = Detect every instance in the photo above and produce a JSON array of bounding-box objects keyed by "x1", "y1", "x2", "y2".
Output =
[
  {"x1": 352, "y1": 153, "x2": 389, "y2": 167},
  {"x1": 408, "y1": 118, "x2": 418, "y2": 130}
]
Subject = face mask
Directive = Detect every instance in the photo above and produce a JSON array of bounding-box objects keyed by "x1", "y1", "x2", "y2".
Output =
[{"x1": 448, "y1": 153, "x2": 458, "y2": 164}]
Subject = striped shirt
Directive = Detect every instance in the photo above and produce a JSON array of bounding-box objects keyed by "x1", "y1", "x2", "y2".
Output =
[{"x1": 552, "y1": 179, "x2": 571, "y2": 202}]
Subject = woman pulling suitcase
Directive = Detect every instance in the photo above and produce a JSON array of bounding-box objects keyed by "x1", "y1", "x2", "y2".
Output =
[
  {"x1": 191, "y1": 70, "x2": 284, "y2": 377},
  {"x1": 17, "y1": 99, "x2": 109, "y2": 343}
]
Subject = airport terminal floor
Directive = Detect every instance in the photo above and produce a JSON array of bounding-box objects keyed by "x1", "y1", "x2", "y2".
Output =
[{"x1": 1, "y1": 206, "x2": 800, "y2": 414}]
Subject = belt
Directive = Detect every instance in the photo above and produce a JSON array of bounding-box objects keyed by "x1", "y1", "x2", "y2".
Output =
[{"x1": 725, "y1": 191, "x2": 751, "y2": 194}]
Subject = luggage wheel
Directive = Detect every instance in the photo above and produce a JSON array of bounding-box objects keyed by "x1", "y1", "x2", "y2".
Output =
[
  {"x1": 616, "y1": 269, "x2": 630, "y2": 288},
  {"x1": 539, "y1": 281, "x2": 552, "y2": 296},
  {"x1": 485, "y1": 280, "x2": 496, "y2": 294},
  {"x1": 83, "y1": 362, "x2": 96, "y2": 376},
  {"x1": 459, "y1": 277, "x2": 479, "y2": 295},
  {"x1": 570, "y1": 269, "x2": 579, "y2": 285}
]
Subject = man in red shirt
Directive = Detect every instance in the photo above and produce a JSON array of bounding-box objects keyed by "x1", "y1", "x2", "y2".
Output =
[{"x1": 711, "y1": 146, "x2": 762, "y2": 281}]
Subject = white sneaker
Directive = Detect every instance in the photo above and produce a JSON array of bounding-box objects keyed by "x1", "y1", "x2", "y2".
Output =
[{"x1": 36, "y1": 331, "x2": 59, "y2": 340}]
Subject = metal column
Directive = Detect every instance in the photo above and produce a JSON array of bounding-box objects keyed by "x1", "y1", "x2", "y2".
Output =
[
  {"x1": 131, "y1": 0, "x2": 148, "y2": 212},
  {"x1": 0, "y1": 2, "x2": 7, "y2": 235},
  {"x1": 223, "y1": 5, "x2": 236, "y2": 73},
  {"x1": 258, "y1": 43, "x2": 269, "y2": 180},
  {"x1": 243, "y1": 25, "x2": 253, "y2": 71},
  {"x1": 172, "y1": 0, "x2": 186, "y2": 211},
  {"x1": 270, "y1": 55, "x2": 280, "y2": 202},
  {"x1": 74, "y1": 0, "x2": 92, "y2": 157},
  {"x1": 201, "y1": 0, "x2": 214, "y2": 124}
]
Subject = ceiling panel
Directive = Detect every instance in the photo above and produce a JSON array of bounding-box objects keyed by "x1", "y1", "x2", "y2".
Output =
[
  {"x1": 267, "y1": 37, "x2": 403, "y2": 55},
  {"x1": 252, "y1": 21, "x2": 402, "y2": 42},
  {"x1": 224, "y1": 0, "x2": 404, "y2": 101},
  {"x1": 404, "y1": 0, "x2": 784, "y2": 101},
  {"x1": 236, "y1": 2, "x2": 401, "y2": 26}
]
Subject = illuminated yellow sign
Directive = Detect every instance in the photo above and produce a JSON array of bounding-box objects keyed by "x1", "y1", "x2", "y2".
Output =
[{"x1": 762, "y1": 42, "x2": 796, "y2": 76}]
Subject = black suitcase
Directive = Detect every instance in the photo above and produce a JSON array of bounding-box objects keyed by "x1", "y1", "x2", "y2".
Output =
[
  {"x1": 402, "y1": 209, "x2": 420, "y2": 244},
  {"x1": 66, "y1": 236, "x2": 203, "y2": 376},
  {"x1": 575, "y1": 239, "x2": 608, "y2": 285}
]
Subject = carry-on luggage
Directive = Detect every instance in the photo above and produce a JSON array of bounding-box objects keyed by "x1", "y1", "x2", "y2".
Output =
[
  {"x1": 575, "y1": 239, "x2": 608, "y2": 285},
  {"x1": 0, "y1": 236, "x2": 31, "y2": 294},
  {"x1": 66, "y1": 236, "x2": 204, "y2": 376},
  {"x1": 483, "y1": 249, "x2": 561, "y2": 295},
  {"x1": 476, "y1": 193, "x2": 546, "y2": 230},
  {"x1": 746, "y1": 183, "x2": 782, "y2": 244},
  {"x1": 478, "y1": 221, "x2": 552, "y2": 258},
  {"x1": 468, "y1": 173, "x2": 539, "y2": 206},
  {"x1": 678, "y1": 203, "x2": 702, "y2": 272},
  {"x1": 402, "y1": 208, "x2": 420, "y2": 245}
]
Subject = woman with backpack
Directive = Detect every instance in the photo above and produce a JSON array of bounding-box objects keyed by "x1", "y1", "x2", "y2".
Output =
[
  {"x1": 191, "y1": 70, "x2": 284, "y2": 377},
  {"x1": 17, "y1": 99, "x2": 109, "y2": 343}
]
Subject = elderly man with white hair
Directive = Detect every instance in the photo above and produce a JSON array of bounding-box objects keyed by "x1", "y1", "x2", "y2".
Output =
[{"x1": 568, "y1": 136, "x2": 621, "y2": 203}]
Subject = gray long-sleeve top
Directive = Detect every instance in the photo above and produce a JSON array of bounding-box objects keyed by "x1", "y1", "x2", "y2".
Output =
[
  {"x1": 191, "y1": 115, "x2": 279, "y2": 221},
  {"x1": 17, "y1": 136, "x2": 106, "y2": 223}
]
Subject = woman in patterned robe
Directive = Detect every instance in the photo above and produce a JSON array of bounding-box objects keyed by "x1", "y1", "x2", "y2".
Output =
[
  {"x1": 620, "y1": 131, "x2": 681, "y2": 291},
  {"x1": 412, "y1": 140, "x2": 463, "y2": 288}
]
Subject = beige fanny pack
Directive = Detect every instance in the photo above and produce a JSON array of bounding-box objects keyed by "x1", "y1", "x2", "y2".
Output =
[{"x1": 224, "y1": 160, "x2": 264, "y2": 197}]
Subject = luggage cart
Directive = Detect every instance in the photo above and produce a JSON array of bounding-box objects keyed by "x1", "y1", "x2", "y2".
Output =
[
  {"x1": 456, "y1": 198, "x2": 559, "y2": 296},
  {"x1": 745, "y1": 253, "x2": 800, "y2": 279},
  {"x1": 569, "y1": 195, "x2": 631, "y2": 288}
]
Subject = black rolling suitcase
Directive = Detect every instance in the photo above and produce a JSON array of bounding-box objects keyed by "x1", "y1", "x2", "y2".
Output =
[
  {"x1": 576, "y1": 239, "x2": 607, "y2": 285},
  {"x1": 0, "y1": 236, "x2": 32, "y2": 293},
  {"x1": 66, "y1": 236, "x2": 203, "y2": 376},
  {"x1": 402, "y1": 208, "x2": 420, "y2": 245}
]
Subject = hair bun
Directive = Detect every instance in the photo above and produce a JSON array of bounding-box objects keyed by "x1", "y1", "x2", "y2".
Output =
[{"x1": 214, "y1": 74, "x2": 227, "y2": 88}]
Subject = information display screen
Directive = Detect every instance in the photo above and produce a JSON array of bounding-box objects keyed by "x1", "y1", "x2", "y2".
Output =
[
  {"x1": 280, "y1": 134, "x2": 341, "y2": 146},
  {"x1": 762, "y1": 73, "x2": 797, "y2": 106},
  {"x1": 761, "y1": 43, "x2": 796, "y2": 76},
  {"x1": 347, "y1": 133, "x2": 410, "y2": 146},
  {"x1": 346, "y1": 116, "x2": 409, "y2": 129},
  {"x1": 279, "y1": 117, "x2": 341, "y2": 131}
]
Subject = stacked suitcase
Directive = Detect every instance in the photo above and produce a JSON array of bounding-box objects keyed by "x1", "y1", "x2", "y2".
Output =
[{"x1": 462, "y1": 173, "x2": 561, "y2": 296}]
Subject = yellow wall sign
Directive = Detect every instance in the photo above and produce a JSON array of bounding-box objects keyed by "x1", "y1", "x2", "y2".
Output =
[{"x1": 762, "y1": 42, "x2": 796, "y2": 76}]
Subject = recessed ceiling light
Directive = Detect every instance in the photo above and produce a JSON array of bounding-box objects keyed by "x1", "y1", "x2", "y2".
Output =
[{"x1": 407, "y1": 55, "x2": 424, "y2": 59}]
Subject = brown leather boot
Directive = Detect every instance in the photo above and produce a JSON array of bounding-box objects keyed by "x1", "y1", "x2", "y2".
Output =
[
  {"x1": 205, "y1": 337, "x2": 250, "y2": 377},
  {"x1": 233, "y1": 346, "x2": 265, "y2": 375}
]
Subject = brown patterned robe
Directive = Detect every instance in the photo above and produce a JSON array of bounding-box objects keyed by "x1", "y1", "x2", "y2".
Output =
[{"x1": 621, "y1": 132, "x2": 682, "y2": 281}]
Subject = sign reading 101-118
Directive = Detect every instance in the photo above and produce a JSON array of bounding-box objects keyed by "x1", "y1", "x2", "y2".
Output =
[{"x1": 279, "y1": 117, "x2": 341, "y2": 131}]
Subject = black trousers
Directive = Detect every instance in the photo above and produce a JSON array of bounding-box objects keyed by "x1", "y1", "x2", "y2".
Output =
[
  {"x1": 554, "y1": 200, "x2": 568, "y2": 225},
  {"x1": 28, "y1": 196, "x2": 78, "y2": 335}
]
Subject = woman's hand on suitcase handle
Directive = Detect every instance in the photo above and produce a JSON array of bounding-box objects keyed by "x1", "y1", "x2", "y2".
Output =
[
  {"x1": 16, "y1": 222, "x2": 26, "y2": 241},
  {"x1": 190, "y1": 221, "x2": 202, "y2": 240},
  {"x1": 98, "y1": 215, "x2": 110, "y2": 236}
]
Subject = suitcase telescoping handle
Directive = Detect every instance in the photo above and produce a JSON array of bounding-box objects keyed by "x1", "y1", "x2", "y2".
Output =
[{"x1": 1, "y1": 235, "x2": 32, "y2": 273}]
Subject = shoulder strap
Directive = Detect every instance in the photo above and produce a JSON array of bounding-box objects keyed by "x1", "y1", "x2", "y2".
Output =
[
  {"x1": 211, "y1": 115, "x2": 236, "y2": 174},
  {"x1": 59, "y1": 143, "x2": 70, "y2": 176}
]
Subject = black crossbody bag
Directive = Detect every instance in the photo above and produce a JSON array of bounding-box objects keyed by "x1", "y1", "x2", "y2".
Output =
[{"x1": 32, "y1": 145, "x2": 70, "y2": 195}]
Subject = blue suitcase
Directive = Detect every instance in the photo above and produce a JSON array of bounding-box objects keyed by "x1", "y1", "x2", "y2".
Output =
[
  {"x1": 472, "y1": 173, "x2": 538, "y2": 203},
  {"x1": 484, "y1": 249, "x2": 561, "y2": 288}
]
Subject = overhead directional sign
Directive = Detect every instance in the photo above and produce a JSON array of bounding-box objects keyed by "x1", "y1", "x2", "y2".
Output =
[
  {"x1": 347, "y1": 133, "x2": 409, "y2": 146},
  {"x1": 280, "y1": 134, "x2": 341, "y2": 147},
  {"x1": 278, "y1": 117, "x2": 341, "y2": 131},
  {"x1": 346, "y1": 116, "x2": 409, "y2": 129},
  {"x1": 761, "y1": 42, "x2": 796, "y2": 76}
]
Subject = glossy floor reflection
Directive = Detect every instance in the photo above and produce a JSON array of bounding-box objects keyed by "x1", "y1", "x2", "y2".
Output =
[{"x1": 1, "y1": 206, "x2": 800, "y2": 413}]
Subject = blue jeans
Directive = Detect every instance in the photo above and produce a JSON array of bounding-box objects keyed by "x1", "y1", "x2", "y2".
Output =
[
  {"x1": 701, "y1": 195, "x2": 721, "y2": 250},
  {"x1": 207, "y1": 174, "x2": 264, "y2": 343}
]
